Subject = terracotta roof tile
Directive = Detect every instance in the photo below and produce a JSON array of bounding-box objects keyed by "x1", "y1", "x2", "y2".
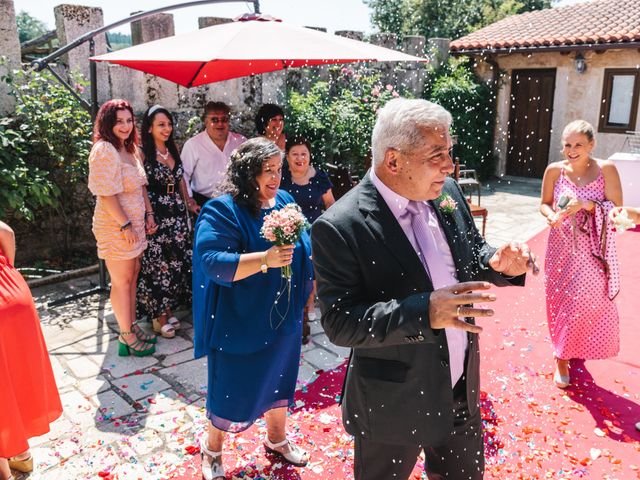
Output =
[{"x1": 450, "y1": 0, "x2": 640, "y2": 52}]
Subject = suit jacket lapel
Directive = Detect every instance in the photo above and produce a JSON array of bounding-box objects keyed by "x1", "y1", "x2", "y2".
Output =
[{"x1": 358, "y1": 174, "x2": 432, "y2": 291}]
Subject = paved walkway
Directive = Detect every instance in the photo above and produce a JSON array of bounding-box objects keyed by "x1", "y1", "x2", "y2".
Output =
[{"x1": 20, "y1": 178, "x2": 546, "y2": 479}]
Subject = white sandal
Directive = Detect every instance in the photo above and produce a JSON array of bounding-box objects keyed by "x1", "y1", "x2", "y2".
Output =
[
  {"x1": 167, "y1": 315, "x2": 181, "y2": 330},
  {"x1": 152, "y1": 318, "x2": 176, "y2": 338},
  {"x1": 264, "y1": 437, "x2": 309, "y2": 467},
  {"x1": 200, "y1": 437, "x2": 225, "y2": 480}
]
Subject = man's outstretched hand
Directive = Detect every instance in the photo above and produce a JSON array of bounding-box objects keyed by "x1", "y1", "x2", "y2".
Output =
[
  {"x1": 428, "y1": 282, "x2": 496, "y2": 334},
  {"x1": 489, "y1": 242, "x2": 539, "y2": 277}
]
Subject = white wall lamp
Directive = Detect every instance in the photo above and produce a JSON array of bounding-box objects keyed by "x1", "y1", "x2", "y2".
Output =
[{"x1": 574, "y1": 52, "x2": 587, "y2": 74}]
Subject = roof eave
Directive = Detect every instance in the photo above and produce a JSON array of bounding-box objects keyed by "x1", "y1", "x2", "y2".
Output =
[{"x1": 450, "y1": 41, "x2": 640, "y2": 56}]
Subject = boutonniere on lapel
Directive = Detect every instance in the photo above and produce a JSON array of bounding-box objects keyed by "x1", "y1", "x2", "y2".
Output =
[{"x1": 436, "y1": 193, "x2": 458, "y2": 215}]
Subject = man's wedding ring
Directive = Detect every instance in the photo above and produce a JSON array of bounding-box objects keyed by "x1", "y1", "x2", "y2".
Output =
[{"x1": 456, "y1": 306, "x2": 462, "y2": 317}]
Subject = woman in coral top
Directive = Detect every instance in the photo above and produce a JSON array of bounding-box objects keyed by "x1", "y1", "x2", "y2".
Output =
[
  {"x1": 88, "y1": 99, "x2": 158, "y2": 357},
  {"x1": 0, "y1": 221, "x2": 63, "y2": 480}
]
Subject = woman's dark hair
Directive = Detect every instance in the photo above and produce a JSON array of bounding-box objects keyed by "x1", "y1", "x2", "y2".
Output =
[
  {"x1": 141, "y1": 105, "x2": 181, "y2": 166},
  {"x1": 285, "y1": 135, "x2": 312, "y2": 155},
  {"x1": 93, "y1": 99, "x2": 138, "y2": 153},
  {"x1": 255, "y1": 103, "x2": 284, "y2": 135},
  {"x1": 221, "y1": 137, "x2": 282, "y2": 217}
]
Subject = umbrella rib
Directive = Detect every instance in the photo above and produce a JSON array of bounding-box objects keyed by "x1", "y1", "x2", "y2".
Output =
[{"x1": 187, "y1": 62, "x2": 208, "y2": 88}]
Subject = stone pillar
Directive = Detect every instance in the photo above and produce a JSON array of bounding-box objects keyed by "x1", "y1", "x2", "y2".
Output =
[
  {"x1": 198, "y1": 17, "x2": 232, "y2": 29},
  {"x1": 369, "y1": 33, "x2": 399, "y2": 88},
  {"x1": 54, "y1": 4, "x2": 109, "y2": 103},
  {"x1": 370, "y1": 32, "x2": 398, "y2": 50},
  {"x1": 131, "y1": 12, "x2": 174, "y2": 45},
  {"x1": 305, "y1": 26, "x2": 326, "y2": 32},
  {"x1": 0, "y1": 0, "x2": 21, "y2": 115},
  {"x1": 335, "y1": 30, "x2": 364, "y2": 41},
  {"x1": 427, "y1": 38, "x2": 450, "y2": 69},
  {"x1": 128, "y1": 12, "x2": 178, "y2": 111},
  {"x1": 401, "y1": 35, "x2": 427, "y2": 97}
]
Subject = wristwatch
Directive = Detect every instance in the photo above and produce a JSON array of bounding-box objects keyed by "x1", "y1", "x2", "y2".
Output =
[{"x1": 260, "y1": 252, "x2": 269, "y2": 273}]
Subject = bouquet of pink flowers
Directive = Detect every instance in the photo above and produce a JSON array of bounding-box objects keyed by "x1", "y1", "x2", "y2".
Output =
[{"x1": 261, "y1": 203, "x2": 310, "y2": 279}]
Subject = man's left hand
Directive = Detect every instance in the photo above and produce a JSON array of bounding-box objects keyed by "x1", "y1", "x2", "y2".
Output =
[{"x1": 489, "y1": 242, "x2": 539, "y2": 277}]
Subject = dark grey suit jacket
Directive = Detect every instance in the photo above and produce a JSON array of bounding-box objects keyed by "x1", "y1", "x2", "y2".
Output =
[{"x1": 311, "y1": 173, "x2": 525, "y2": 447}]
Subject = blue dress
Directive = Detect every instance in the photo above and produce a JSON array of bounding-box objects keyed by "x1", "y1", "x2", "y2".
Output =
[
  {"x1": 280, "y1": 165, "x2": 333, "y2": 223},
  {"x1": 192, "y1": 190, "x2": 314, "y2": 432}
]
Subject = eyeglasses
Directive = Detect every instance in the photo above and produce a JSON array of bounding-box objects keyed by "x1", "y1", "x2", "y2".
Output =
[
  {"x1": 399, "y1": 147, "x2": 453, "y2": 164},
  {"x1": 207, "y1": 116, "x2": 229, "y2": 124}
]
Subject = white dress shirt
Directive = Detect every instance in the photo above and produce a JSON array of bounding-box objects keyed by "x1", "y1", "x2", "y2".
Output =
[{"x1": 181, "y1": 131, "x2": 246, "y2": 198}]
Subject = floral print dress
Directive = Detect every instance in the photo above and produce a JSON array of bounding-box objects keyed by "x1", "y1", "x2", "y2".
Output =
[{"x1": 136, "y1": 158, "x2": 192, "y2": 320}]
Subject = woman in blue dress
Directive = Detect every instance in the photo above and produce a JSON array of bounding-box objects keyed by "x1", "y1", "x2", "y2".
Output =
[
  {"x1": 280, "y1": 137, "x2": 335, "y2": 342},
  {"x1": 192, "y1": 137, "x2": 313, "y2": 480}
]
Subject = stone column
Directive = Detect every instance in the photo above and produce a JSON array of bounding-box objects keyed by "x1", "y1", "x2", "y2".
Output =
[
  {"x1": 54, "y1": 4, "x2": 109, "y2": 103},
  {"x1": 370, "y1": 32, "x2": 399, "y2": 88},
  {"x1": 401, "y1": 35, "x2": 427, "y2": 97},
  {"x1": 427, "y1": 38, "x2": 450, "y2": 69},
  {"x1": 335, "y1": 30, "x2": 364, "y2": 41},
  {"x1": 129, "y1": 12, "x2": 178, "y2": 112},
  {"x1": 0, "y1": 0, "x2": 21, "y2": 115},
  {"x1": 198, "y1": 17, "x2": 232, "y2": 29}
]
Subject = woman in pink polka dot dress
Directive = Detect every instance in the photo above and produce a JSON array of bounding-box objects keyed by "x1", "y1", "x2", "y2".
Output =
[{"x1": 539, "y1": 120, "x2": 623, "y2": 389}]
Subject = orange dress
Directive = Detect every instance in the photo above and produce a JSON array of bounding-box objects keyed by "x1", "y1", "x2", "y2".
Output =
[
  {"x1": 0, "y1": 249, "x2": 63, "y2": 457},
  {"x1": 88, "y1": 140, "x2": 148, "y2": 260}
]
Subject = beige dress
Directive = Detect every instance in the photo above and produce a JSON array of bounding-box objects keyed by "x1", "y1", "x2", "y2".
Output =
[{"x1": 88, "y1": 140, "x2": 148, "y2": 260}]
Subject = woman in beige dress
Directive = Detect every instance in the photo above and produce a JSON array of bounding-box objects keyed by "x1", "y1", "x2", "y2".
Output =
[{"x1": 88, "y1": 99, "x2": 158, "y2": 357}]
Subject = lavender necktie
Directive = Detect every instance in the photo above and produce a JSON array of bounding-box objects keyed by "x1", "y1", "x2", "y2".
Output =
[{"x1": 405, "y1": 200, "x2": 465, "y2": 386}]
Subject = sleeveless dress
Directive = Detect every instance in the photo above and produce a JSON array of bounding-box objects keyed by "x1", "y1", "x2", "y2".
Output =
[
  {"x1": 88, "y1": 141, "x2": 148, "y2": 260},
  {"x1": 544, "y1": 167, "x2": 620, "y2": 359},
  {"x1": 136, "y1": 157, "x2": 192, "y2": 319},
  {"x1": 0, "y1": 249, "x2": 62, "y2": 457},
  {"x1": 280, "y1": 165, "x2": 333, "y2": 224}
]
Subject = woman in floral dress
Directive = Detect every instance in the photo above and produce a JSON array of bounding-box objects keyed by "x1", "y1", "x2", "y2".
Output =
[{"x1": 137, "y1": 105, "x2": 192, "y2": 338}]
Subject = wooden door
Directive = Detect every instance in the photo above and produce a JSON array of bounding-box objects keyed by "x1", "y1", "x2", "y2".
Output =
[{"x1": 506, "y1": 69, "x2": 556, "y2": 178}]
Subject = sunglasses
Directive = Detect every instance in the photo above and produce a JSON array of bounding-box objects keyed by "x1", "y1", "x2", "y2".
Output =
[{"x1": 207, "y1": 116, "x2": 230, "y2": 124}]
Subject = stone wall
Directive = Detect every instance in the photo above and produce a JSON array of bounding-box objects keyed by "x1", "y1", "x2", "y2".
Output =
[{"x1": 0, "y1": 0, "x2": 21, "y2": 114}]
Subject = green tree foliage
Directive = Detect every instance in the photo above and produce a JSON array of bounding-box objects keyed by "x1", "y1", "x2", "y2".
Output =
[
  {"x1": 364, "y1": 0, "x2": 554, "y2": 40},
  {"x1": 107, "y1": 32, "x2": 132, "y2": 51},
  {"x1": 15, "y1": 11, "x2": 48, "y2": 44},
  {"x1": 287, "y1": 66, "x2": 410, "y2": 177},
  {"x1": 0, "y1": 63, "x2": 92, "y2": 232},
  {"x1": 425, "y1": 58, "x2": 496, "y2": 180}
]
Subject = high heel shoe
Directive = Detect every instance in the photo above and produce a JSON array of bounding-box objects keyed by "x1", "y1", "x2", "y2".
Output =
[
  {"x1": 553, "y1": 357, "x2": 570, "y2": 389},
  {"x1": 118, "y1": 332, "x2": 156, "y2": 357},
  {"x1": 131, "y1": 322, "x2": 157, "y2": 344},
  {"x1": 167, "y1": 315, "x2": 181, "y2": 330},
  {"x1": 8, "y1": 452, "x2": 33, "y2": 473},
  {"x1": 200, "y1": 437, "x2": 225, "y2": 480},
  {"x1": 152, "y1": 317, "x2": 176, "y2": 338}
]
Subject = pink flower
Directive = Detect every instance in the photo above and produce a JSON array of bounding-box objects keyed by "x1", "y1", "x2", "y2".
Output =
[{"x1": 386, "y1": 84, "x2": 394, "y2": 91}]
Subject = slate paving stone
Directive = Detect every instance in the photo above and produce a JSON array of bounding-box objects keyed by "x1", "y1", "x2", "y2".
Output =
[
  {"x1": 77, "y1": 375, "x2": 110, "y2": 397},
  {"x1": 96, "y1": 389, "x2": 136, "y2": 420},
  {"x1": 112, "y1": 373, "x2": 171, "y2": 401},
  {"x1": 160, "y1": 358, "x2": 208, "y2": 394}
]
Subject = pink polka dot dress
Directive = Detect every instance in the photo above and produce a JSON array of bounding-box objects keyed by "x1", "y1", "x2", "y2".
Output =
[{"x1": 544, "y1": 168, "x2": 619, "y2": 360}]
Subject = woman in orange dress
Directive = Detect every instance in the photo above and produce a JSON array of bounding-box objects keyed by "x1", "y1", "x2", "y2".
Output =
[
  {"x1": 88, "y1": 99, "x2": 158, "y2": 357},
  {"x1": 0, "y1": 221, "x2": 63, "y2": 480}
]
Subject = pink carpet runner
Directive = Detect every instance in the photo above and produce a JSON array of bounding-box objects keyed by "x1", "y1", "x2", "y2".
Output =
[{"x1": 171, "y1": 229, "x2": 640, "y2": 479}]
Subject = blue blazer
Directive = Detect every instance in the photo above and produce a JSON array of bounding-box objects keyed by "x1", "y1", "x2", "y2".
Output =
[{"x1": 192, "y1": 191, "x2": 314, "y2": 357}]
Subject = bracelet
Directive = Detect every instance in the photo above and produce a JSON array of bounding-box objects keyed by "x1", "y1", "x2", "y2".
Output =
[{"x1": 120, "y1": 220, "x2": 132, "y2": 231}]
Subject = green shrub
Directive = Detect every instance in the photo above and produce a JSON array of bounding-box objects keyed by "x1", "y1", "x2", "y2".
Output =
[
  {"x1": 1, "y1": 63, "x2": 93, "y2": 255},
  {"x1": 425, "y1": 57, "x2": 497, "y2": 180},
  {"x1": 286, "y1": 66, "x2": 411, "y2": 177}
]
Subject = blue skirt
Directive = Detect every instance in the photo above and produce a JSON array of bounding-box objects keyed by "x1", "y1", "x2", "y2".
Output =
[{"x1": 206, "y1": 332, "x2": 301, "y2": 432}]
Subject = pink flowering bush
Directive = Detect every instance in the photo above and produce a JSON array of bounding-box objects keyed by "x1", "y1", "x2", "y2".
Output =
[
  {"x1": 287, "y1": 66, "x2": 410, "y2": 177},
  {"x1": 260, "y1": 203, "x2": 310, "y2": 278}
]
